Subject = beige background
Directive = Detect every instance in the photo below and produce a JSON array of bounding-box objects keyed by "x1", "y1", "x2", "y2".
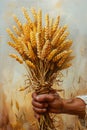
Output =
[{"x1": 0, "y1": 0, "x2": 87, "y2": 129}]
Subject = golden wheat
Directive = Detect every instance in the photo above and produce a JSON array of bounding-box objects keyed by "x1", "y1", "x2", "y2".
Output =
[
  {"x1": 23, "y1": 23, "x2": 30, "y2": 40},
  {"x1": 53, "y1": 16, "x2": 60, "y2": 32},
  {"x1": 7, "y1": 29, "x2": 18, "y2": 43},
  {"x1": 27, "y1": 41, "x2": 36, "y2": 60},
  {"x1": 36, "y1": 33, "x2": 41, "y2": 58},
  {"x1": 7, "y1": 7, "x2": 74, "y2": 130},
  {"x1": 53, "y1": 51, "x2": 67, "y2": 62},
  {"x1": 57, "y1": 39, "x2": 72, "y2": 54},
  {"x1": 58, "y1": 31, "x2": 69, "y2": 45},
  {"x1": 25, "y1": 60, "x2": 36, "y2": 70},
  {"x1": 45, "y1": 14, "x2": 49, "y2": 40},
  {"x1": 57, "y1": 50, "x2": 72, "y2": 67},
  {"x1": 22, "y1": 7, "x2": 32, "y2": 27},
  {"x1": 8, "y1": 41, "x2": 17, "y2": 49},
  {"x1": 49, "y1": 18, "x2": 54, "y2": 39},
  {"x1": 9, "y1": 54, "x2": 23, "y2": 64},
  {"x1": 13, "y1": 15, "x2": 23, "y2": 31},
  {"x1": 60, "y1": 63, "x2": 72, "y2": 70},
  {"x1": 51, "y1": 25, "x2": 67, "y2": 46},
  {"x1": 13, "y1": 26, "x2": 21, "y2": 36},
  {"x1": 31, "y1": 8, "x2": 37, "y2": 23},
  {"x1": 41, "y1": 40, "x2": 51, "y2": 60},
  {"x1": 37, "y1": 9, "x2": 42, "y2": 33},
  {"x1": 30, "y1": 31, "x2": 36, "y2": 48},
  {"x1": 46, "y1": 49, "x2": 58, "y2": 61}
]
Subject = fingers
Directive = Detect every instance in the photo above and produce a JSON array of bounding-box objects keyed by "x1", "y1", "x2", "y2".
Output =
[
  {"x1": 34, "y1": 94, "x2": 55, "y2": 102},
  {"x1": 32, "y1": 99, "x2": 48, "y2": 108},
  {"x1": 32, "y1": 92, "x2": 37, "y2": 101},
  {"x1": 32, "y1": 92, "x2": 48, "y2": 114},
  {"x1": 33, "y1": 107, "x2": 47, "y2": 114}
]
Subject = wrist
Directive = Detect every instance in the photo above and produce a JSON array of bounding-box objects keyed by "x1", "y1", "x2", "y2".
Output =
[
  {"x1": 61, "y1": 98, "x2": 86, "y2": 118},
  {"x1": 61, "y1": 98, "x2": 73, "y2": 114}
]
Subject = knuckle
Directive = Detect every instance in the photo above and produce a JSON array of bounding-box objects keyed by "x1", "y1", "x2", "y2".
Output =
[
  {"x1": 33, "y1": 107, "x2": 38, "y2": 113},
  {"x1": 40, "y1": 103, "x2": 44, "y2": 108}
]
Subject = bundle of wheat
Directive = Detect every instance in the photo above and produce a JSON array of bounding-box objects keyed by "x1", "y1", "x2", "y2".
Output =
[{"x1": 7, "y1": 7, "x2": 74, "y2": 130}]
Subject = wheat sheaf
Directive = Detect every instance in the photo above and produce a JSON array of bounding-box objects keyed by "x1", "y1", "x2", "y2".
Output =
[{"x1": 7, "y1": 7, "x2": 74, "y2": 130}]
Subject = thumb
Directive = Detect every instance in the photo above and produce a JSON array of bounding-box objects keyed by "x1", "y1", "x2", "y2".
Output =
[{"x1": 36, "y1": 94, "x2": 55, "y2": 102}]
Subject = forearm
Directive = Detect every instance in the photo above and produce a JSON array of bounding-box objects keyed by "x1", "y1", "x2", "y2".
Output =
[{"x1": 62, "y1": 98, "x2": 86, "y2": 118}]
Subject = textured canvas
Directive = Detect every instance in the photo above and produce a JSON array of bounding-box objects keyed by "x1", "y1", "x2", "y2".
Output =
[{"x1": 0, "y1": 0, "x2": 87, "y2": 130}]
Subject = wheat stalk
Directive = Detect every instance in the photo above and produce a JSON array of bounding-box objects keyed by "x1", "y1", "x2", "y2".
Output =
[
  {"x1": 13, "y1": 15, "x2": 23, "y2": 31},
  {"x1": 41, "y1": 40, "x2": 51, "y2": 60},
  {"x1": 7, "y1": 7, "x2": 74, "y2": 130}
]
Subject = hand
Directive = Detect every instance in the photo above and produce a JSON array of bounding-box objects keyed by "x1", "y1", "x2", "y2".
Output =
[
  {"x1": 32, "y1": 92, "x2": 86, "y2": 119},
  {"x1": 32, "y1": 92, "x2": 64, "y2": 119}
]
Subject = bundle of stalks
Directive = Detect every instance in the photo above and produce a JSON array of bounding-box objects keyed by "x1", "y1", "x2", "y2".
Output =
[{"x1": 7, "y1": 7, "x2": 74, "y2": 130}]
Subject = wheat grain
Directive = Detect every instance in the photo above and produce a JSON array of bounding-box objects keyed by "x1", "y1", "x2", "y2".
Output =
[
  {"x1": 41, "y1": 28, "x2": 45, "y2": 46},
  {"x1": 9, "y1": 54, "x2": 23, "y2": 64},
  {"x1": 41, "y1": 40, "x2": 51, "y2": 60},
  {"x1": 53, "y1": 16, "x2": 60, "y2": 32},
  {"x1": 30, "y1": 31, "x2": 36, "y2": 48},
  {"x1": 53, "y1": 51, "x2": 67, "y2": 62},
  {"x1": 8, "y1": 41, "x2": 17, "y2": 49},
  {"x1": 57, "y1": 50, "x2": 72, "y2": 67},
  {"x1": 58, "y1": 31, "x2": 69, "y2": 44},
  {"x1": 13, "y1": 26, "x2": 21, "y2": 36},
  {"x1": 66, "y1": 56, "x2": 75, "y2": 62},
  {"x1": 51, "y1": 25, "x2": 67, "y2": 46},
  {"x1": 63, "y1": 40, "x2": 73, "y2": 50},
  {"x1": 37, "y1": 9, "x2": 42, "y2": 33},
  {"x1": 47, "y1": 49, "x2": 58, "y2": 61},
  {"x1": 60, "y1": 63, "x2": 72, "y2": 70},
  {"x1": 32, "y1": 23, "x2": 37, "y2": 34},
  {"x1": 23, "y1": 23, "x2": 30, "y2": 40},
  {"x1": 57, "y1": 39, "x2": 72, "y2": 53},
  {"x1": 27, "y1": 42, "x2": 36, "y2": 60},
  {"x1": 13, "y1": 15, "x2": 23, "y2": 31},
  {"x1": 36, "y1": 33, "x2": 41, "y2": 58},
  {"x1": 49, "y1": 18, "x2": 54, "y2": 39},
  {"x1": 45, "y1": 14, "x2": 49, "y2": 40},
  {"x1": 31, "y1": 8, "x2": 37, "y2": 22},
  {"x1": 7, "y1": 28, "x2": 18, "y2": 43},
  {"x1": 25, "y1": 60, "x2": 36, "y2": 69},
  {"x1": 22, "y1": 7, "x2": 32, "y2": 27}
]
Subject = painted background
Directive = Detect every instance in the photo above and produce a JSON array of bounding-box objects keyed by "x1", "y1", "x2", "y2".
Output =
[
  {"x1": 0, "y1": 0, "x2": 87, "y2": 129},
  {"x1": 0, "y1": 0, "x2": 87, "y2": 95}
]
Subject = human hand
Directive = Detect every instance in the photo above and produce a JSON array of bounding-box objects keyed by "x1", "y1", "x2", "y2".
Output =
[
  {"x1": 32, "y1": 92, "x2": 86, "y2": 119},
  {"x1": 32, "y1": 92, "x2": 64, "y2": 119}
]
